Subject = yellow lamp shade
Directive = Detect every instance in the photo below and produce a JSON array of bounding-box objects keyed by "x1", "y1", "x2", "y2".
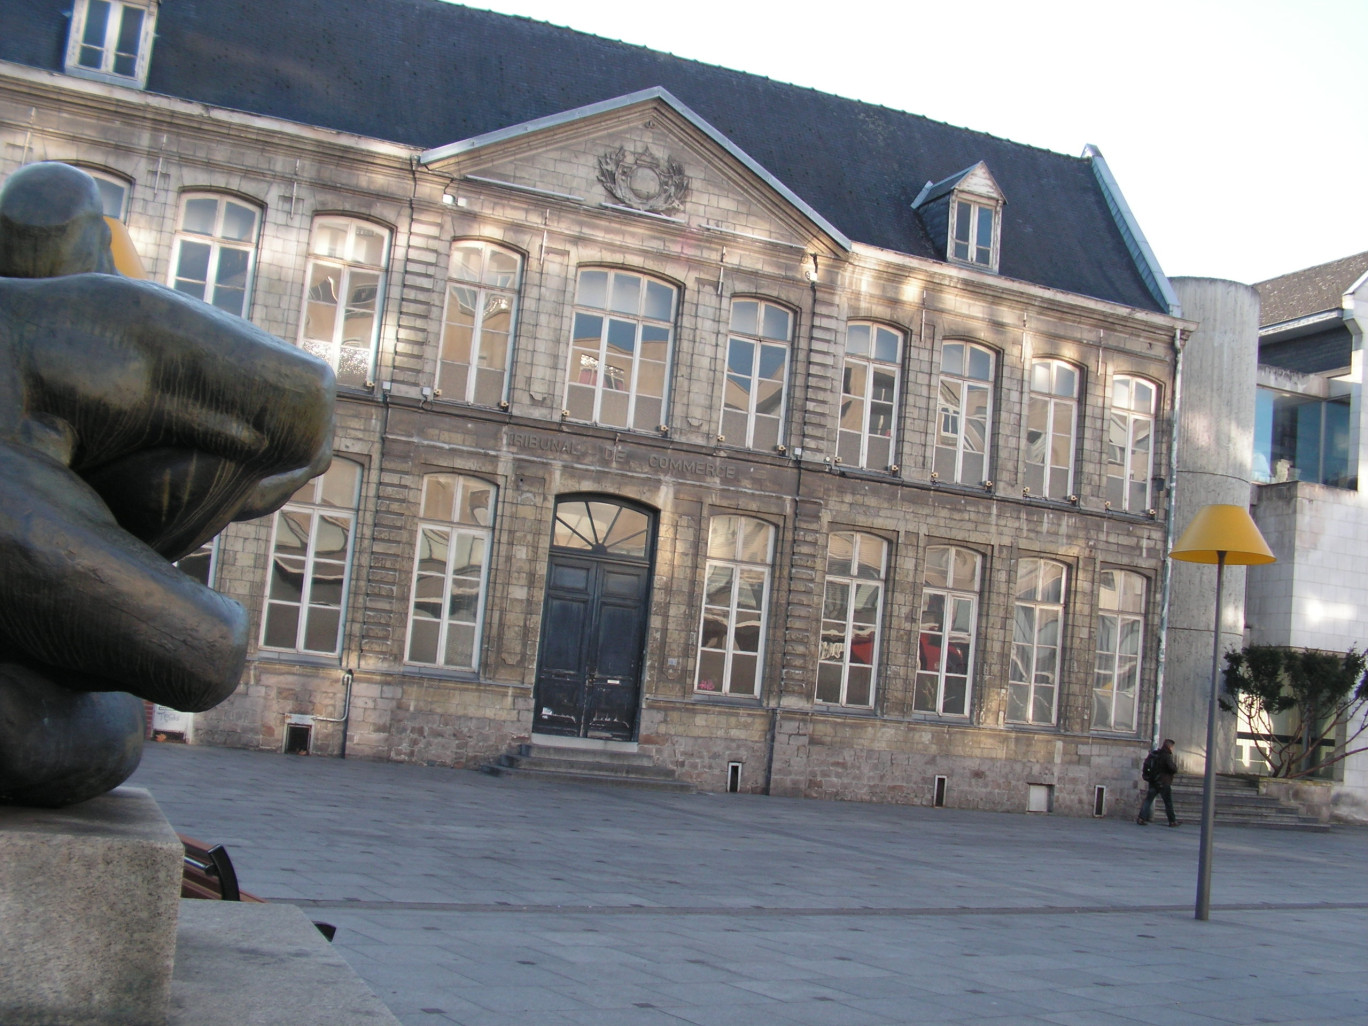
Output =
[
  {"x1": 1170, "y1": 503, "x2": 1275, "y2": 565},
  {"x1": 104, "y1": 215, "x2": 147, "y2": 279}
]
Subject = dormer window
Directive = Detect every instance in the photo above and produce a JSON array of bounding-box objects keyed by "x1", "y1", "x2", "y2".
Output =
[
  {"x1": 952, "y1": 199, "x2": 995, "y2": 267},
  {"x1": 912, "y1": 161, "x2": 1005, "y2": 274},
  {"x1": 65, "y1": 1, "x2": 157, "y2": 89}
]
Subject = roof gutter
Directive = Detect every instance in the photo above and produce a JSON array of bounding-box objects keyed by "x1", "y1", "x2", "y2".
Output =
[{"x1": 1083, "y1": 145, "x2": 1182, "y2": 319}]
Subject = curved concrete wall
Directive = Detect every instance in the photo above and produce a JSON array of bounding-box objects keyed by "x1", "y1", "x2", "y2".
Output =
[{"x1": 1165, "y1": 278, "x2": 1260, "y2": 774}]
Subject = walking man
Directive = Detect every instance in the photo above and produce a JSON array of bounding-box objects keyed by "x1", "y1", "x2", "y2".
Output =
[{"x1": 1138, "y1": 738, "x2": 1181, "y2": 826}]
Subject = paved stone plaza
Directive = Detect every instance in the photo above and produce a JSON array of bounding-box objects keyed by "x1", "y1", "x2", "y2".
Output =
[{"x1": 131, "y1": 744, "x2": 1366, "y2": 1026}]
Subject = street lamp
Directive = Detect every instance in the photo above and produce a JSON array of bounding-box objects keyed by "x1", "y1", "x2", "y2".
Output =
[{"x1": 1169, "y1": 503, "x2": 1275, "y2": 921}]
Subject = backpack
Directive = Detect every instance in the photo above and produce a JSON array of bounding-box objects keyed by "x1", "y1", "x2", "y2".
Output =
[{"x1": 1141, "y1": 750, "x2": 1161, "y2": 783}]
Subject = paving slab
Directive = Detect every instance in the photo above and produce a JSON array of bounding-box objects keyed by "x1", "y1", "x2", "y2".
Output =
[{"x1": 131, "y1": 744, "x2": 1368, "y2": 1026}]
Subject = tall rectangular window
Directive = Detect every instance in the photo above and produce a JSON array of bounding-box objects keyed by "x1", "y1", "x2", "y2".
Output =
[
  {"x1": 1024, "y1": 359, "x2": 1079, "y2": 499},
  {"x1": 261, "y1": 460, "x2": 362, "y2": 656},
  {"x1": 720, "y1": 300, "x2": 792, "y2": 450},
  {"x1": 914, "y1": 545, "x2": 981, "y2": 717},
  {"x1": 838, "y1": 323, "x2": 902, "y2": 469},
  {"x1": 1093, "y1": 570, "x2": 1145, "y2": 732},
  {"x1": 170, "y1": 194, "x2": 261, "y2": 318},
  {"x1": 1106, "y1": 376, "x2": 1156, "y2": 512},
  {"x1": 565, "y1": 269, "x2": 675, "y2": 432},
  {"x1": 817, "y1": 532, "x2": 886, "y2": 708},
  {"x1": 696, "y1": 516, "x2": 774, "y2": 698},
  {"x1": 439, "y1": 242, "x2": 522, "y2": 406},
  {"x1": 406, "y1": 475, "x2": 496, "y2": 670},
  {"x1": 298, "y1": 218, "x2": 389, "y2": 389},
  {"x1": 65, "y1": 0, "x2": 155, "y2": 86},
  {"x1": 1008, "y1": 559, "x2": 1067, "y2": 725},
  {"x1": 935, "y1": 341, "x2": 994, "y2": 485}
]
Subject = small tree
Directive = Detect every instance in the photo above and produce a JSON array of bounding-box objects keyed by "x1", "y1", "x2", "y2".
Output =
[{"x1": 1221, "y1": 645, "x2": 1368, "y2": 778}]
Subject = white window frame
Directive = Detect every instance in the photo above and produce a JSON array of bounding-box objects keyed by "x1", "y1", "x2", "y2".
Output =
[
  {"x1": 439, "y1": 241, "x2": 523, "y2": 406},
  {"x1": 1093, "y1": 569, "x2": 1146, "y2": 733},
  {"x1": 914, "y1": 545, "x2": 981, "y2": 717},
  {"x1": 405, "y1": 475, "x2": 496, "y2": 671},
  {"x1": 65, "y1": 0, "x2": 157, "y2": 88},
  {"x1": 934, "y1": 341, "x2": 995, "y2": 485},
  {"x1": 1024, "y1": 359, "x2": 1080, "y2": 499},
  {"x1": 297, "y1": 217, "x2": 390, "y2": 390},
  {"x1": 169, "y1": 193, "x2": 261, "y2": 319},
  {"x1": 949, "y1": 196, "x2": 999, "y2": 270},
  {"x1": 260, "y1": 459, "x2": 362, "y2": 657},
  {"x1": 175, "y1": 537, "x2": 219, "y2": 589},
  {"x1": 1106, "y1": 375, "x2": 1157, "y2": 512},
  {"x1": 1008, "y1": 558, "x2": 1068, "y2": 725},
  {"x1": 816, "y1": 531, "x2": 887, "y2": 709},
  {"x1": 564, "y1": 268, "x2": 676, "y2": 432},
  {"x1": 838, "y1": 322, "x2": 902, "y2": 470},
  {"x1": 720, "y1": 299, "x2": 793, "y2": 451},
  {"x1": 695, "y1": 515, "x2": 775, "y2": 698},
  {"x1": 74, "y1": 167, "x2": 133, "y2": 220}
]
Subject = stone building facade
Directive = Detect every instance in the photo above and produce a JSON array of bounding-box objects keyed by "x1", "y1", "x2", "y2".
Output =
[{"x1": 1, "y1": 0, "x2": 1189, "y2": 816}]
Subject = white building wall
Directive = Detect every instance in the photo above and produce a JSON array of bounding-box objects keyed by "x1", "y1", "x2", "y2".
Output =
[{"x1": 1165, "y1": 279, "x2": 1260, "y2": 775}]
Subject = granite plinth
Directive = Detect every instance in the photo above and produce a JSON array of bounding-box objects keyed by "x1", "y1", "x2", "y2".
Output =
[
  {"x1": 0, "y1": 786, "x2": 182, "y2": 1026},
  {"x1": 170, "y1": 902, "x2": 401, "y2": 1026}
]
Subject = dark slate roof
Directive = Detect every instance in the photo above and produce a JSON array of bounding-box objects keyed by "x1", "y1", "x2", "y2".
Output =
[
  {"x1": 1255, "y1": 251, "x2": 1368, "y2": 327},
  {"x1": 2, "y1": 0, "x2": 1163, "y2": 311}
]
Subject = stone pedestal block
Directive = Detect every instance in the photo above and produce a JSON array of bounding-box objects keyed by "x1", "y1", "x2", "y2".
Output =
[{"x1": 0, "y1": 786, "x2": 182, "y2": 1026}]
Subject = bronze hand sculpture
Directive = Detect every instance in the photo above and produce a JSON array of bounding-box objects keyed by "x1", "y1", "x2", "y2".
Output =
[{"x1": 0, "y1": 162, "x2": 335, "y2": 806}]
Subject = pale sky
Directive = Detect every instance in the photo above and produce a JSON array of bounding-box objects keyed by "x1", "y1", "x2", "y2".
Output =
[{"x1": 454, "y1": 0, "x2": 1366, "y2": 287}]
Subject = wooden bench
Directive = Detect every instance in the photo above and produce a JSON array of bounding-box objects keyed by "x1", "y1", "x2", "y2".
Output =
[
  {"x1": 178, "y1": 833, "x2": 336, "y2": 940},
  {"x1": 179, "y1": 834, "x2": 265, "y2": 902}
]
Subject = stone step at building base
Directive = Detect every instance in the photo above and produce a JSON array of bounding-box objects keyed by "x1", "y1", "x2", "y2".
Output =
[
  {"x1": 1166, "y1": 775, "x2": 1330, "y2": 831},
  {"x1": 481, "y1": 742, "x2": 695, "y2": 793}
]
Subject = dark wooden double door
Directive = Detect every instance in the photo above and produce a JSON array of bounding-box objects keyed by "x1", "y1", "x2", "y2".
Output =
[{"x1": 533, "y1": 499, "x2": 654, "y2": 740}]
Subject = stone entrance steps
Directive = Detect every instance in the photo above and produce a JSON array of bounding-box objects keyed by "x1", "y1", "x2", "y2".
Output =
[
  {"x1": 1168, "y1": 775, "x2": 1329, "y2": 831},
  {"x1": 481, "y1": 741, "x2": 695, "y2": 793}
]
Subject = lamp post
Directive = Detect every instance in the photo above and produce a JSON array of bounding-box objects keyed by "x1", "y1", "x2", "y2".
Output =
[{"x1": 1169, "y1": 503, "x2": 1274, "y2": 920}]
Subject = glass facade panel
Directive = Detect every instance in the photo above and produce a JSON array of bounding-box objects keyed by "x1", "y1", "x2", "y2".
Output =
[
  {"x1": 405, "y1": 475, "x2": 497, "y2": 670},
  {"x1": 817, "y1": 532, "x2": 887, "y2": 708},
  {"x1": 695, "y1": 516, "x2": 774, "y2": 698},
  {"x1": 440, "y1": 241, "x2": 522, "y2": 405},
  {"x1": 261, "y1": 460, "x2": 362, "y2": 656},
  {"x1": 915, "y1": 545, "x2": 981, "y2": 716},
  {"x1": 839, "y1": 323, "x2": 902, "y2": 469}
]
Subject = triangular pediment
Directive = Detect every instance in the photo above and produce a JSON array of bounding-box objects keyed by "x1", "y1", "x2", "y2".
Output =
[{"x1": 420, "y1": 88, "x2": 850, "y2": 254}]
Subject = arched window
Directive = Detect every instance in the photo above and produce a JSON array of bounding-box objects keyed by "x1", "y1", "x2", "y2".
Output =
[
  {"x1": 817, "y1": 531, "x2": 887, "y2": 708},
  {"x1": 1106, "y1": 376, "x2": 1157, "y2": 512},
  {"x1": 73, "y1": 166, "x2": 132, "y2": 220},
  {"x1": 935, "y1": 341, "x2": 995, "y2": 485},
  {"x1": 405, "y1": 475, "x2": 496, "y2": 669},
  {"x1": 914, "y1": 545, "x2": 981, "y2": 716},
  {"x1": 1024, "y1": 359, "x2": 1080, "y2": 499},
  {"x1": 696, "y1": 516, "x2": 775, "y2": 698},
  {"x1": 261, "y1": 459, "x2": 362, "y2": 656},
  {"x1": 1093, "y1": 570, "x2": 1146, "y2": 732},
  {"x1": 564, "y1": 269, "x2": 676, "y2": 432},
  {"x1": 839, "y1": 322, "x2": 902, "y2": 469},
  {"x1": 720, "y1": 299, "x2": 793, "y2": 450},
  {"x1": 1008, "y1": 558, "x2": 1068, "y2": 725},
  {"x1": 439, "y1": 241, "x2": 522, "y2": 406},
  {"x1": 170, "y1": 193, "x2": 261, "y2": 318},
  {"x1": 298, "y1": 217, "x2": 390, "y2": 388},
  {"x1": 552, "y1": 498, "x2": 652, "y2": 558}
]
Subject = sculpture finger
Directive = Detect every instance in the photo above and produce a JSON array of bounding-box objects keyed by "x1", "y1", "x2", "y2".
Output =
[
  {"x1": 0, "y1": 662, "x2": 144, "y2": 808},
  {"x1": 0, "y1": 445, "x2": 246, "y2": 712}
]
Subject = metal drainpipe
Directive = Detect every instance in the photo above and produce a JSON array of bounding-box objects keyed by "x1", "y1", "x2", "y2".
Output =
[
  {"x1": 313, "y1": 668, "x2": 355, "y2": 759},
  {"x1": 764, "y1": 263, "x2": 819, "y2": 795},
  {"x1": 1152, "y1": 325, "x2": 1187, "y2": 748}
]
